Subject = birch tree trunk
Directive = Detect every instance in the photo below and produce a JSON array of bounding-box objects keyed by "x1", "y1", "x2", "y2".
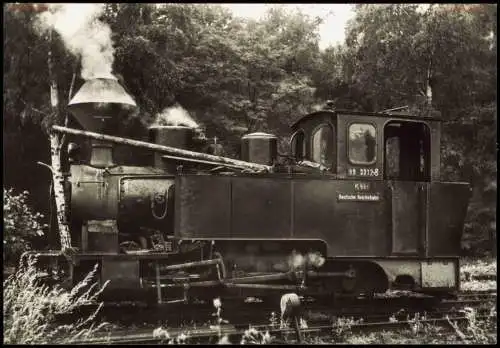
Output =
[
  {"x1": 47, "y1": 30, "x2": 73, "y2": 252},
  {"x1": 426, "y1": 59, "x2": 433, "y2": 107}
]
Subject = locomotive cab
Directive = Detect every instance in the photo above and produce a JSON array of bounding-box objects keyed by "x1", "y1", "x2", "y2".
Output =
[
  {"x1": 288, "y1": 108, "x2": 469, "y2": 293},
  {"x1": 290, "y1": 109, "x2": 436, "y2": 182}
]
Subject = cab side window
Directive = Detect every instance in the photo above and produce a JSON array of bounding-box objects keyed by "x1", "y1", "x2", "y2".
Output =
[
  {"x1": 348, "y1": 123, "x2": 376, "y2": 165},
  {"x1": 311, "y1": 124, "x2": 334, "y2": 169},
  {"x1": 384, "y1": 121, "x2": 430, "y2": 181},
  {"x1": 291, "y1": 130, "x2": 306, "y2": 161}
]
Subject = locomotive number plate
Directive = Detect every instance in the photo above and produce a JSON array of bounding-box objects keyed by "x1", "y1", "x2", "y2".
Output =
[{"x1": 347, "y1": 167, "x2": 379, "y2": 177}]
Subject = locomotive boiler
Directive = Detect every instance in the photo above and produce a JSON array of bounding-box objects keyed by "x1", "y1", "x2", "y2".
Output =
[{"x1": 31, "y1": 75, "x2": 471, "y2": 304}]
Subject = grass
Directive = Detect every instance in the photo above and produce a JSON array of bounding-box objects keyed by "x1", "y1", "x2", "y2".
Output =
[
  {"x1": 3, "y1": 256, "x2": 109, "y2": 344},
  {"x1": 461, "y1": 257, "x2": 497, "y2": 279},
  {"x1": 338, "y1": 306, "x2": 498, "y2": 345},
  {"x1": 149, "y1": 305, "x2": 497, "y2": 344},
  {"x1": 460, "y1": 257, "x2": 497, "y2": 291},
  {"x1": 6, "y1": 254, "x2": 494, "y2": 344}
]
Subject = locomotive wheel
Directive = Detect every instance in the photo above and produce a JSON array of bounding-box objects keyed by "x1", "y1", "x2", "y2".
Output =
[
  {"x1": 341, "y1": 276, "x2": 357, "y2": 293},
  {"x1": 260, "y1": 295, "x2": 283, "y2": 305}
]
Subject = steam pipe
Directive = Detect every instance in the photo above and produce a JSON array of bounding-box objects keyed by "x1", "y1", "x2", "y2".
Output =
[{"x1": 51, "y1": 125, "x2": 272, "y2": 172}]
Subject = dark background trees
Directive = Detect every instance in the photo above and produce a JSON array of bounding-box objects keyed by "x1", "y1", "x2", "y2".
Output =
[{"x1": 3, "y1": 4, "x2": 496, "y2": 255}]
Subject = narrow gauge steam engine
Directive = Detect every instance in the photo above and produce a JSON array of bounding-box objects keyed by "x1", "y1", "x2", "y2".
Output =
[{"x1": 32, "y1": 76, "x2": 471, "y2": 304}]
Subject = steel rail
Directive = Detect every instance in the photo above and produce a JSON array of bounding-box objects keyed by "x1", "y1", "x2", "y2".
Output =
[
  {"x1": 70, "y1": 313, "x2": 494, "y2": 345},
  {"x1": 55, "y1": 292, "x2": 496, "y2": 329}
]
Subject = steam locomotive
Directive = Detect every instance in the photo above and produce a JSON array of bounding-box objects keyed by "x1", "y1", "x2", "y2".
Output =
[{"x1": 31, "y1": 76, "x2": 471, "y2": 304}]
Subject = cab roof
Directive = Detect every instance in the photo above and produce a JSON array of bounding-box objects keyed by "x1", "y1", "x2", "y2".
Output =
[{"x1": 291, "y1": 109, "x2": 442, "y2": 128}]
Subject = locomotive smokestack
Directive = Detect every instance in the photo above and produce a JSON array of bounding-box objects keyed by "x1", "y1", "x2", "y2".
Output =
[
  {"x1": 149, "y1": 105, "x2": 204, "y2": 171},
  {"x1": 68, "y1": 76, "x2": 137, "y2": 167},
  {"x1": 68, "y1": 76, "x2": 137, "y2": 132},
  {"x1": 149, "y1": 126, "x2": 195, "y2": 171}
]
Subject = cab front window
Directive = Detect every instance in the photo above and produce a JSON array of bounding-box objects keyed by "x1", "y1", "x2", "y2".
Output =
[
  {"x1": 311, "y1": 124, "x2": 334, "y2": 169},
  {"x1": 291, "y1": 130, "x2": 306, "y2": 161},
  {"x1": 348, "y1": 123, "x2": 376, "y2": 165}
]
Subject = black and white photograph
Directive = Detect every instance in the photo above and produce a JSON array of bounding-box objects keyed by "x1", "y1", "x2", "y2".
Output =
[{"x1": 3, "y1": 3, "x2": 497, "y2": 344}]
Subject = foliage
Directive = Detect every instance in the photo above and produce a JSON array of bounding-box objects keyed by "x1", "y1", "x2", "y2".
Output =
[
  {"x1": 443, "y1": 103, "x2": 497, "y2": 255},
  {"x1": 152, "y1": 327, "x2": 190, "y2": 344},
  {"x1": 343, "y1": 4, "x2": 497, "y2": 254},
  {"x1": 240, "y1": 327, "x2": 273, "y2": 344},
  {"x1": 343, "y1": 4, "x2": 496, "y2": 113},
  {"x1": 3, "y1": 257, "x2": 108, "y2": 344},
  {"x1": 456, "y1": 306, "x2": 497, "y2": 344},
  {"x1": 461, "y1": 258, "x2": 497, "y2": 280},
  {"x1": 4, "y1": 6, "x2": 75, "y2": 215},
  {"x1": 3, "y1": 188, "x2": 48, "y2": 265},
  {"x1": 460, "y1": 280, "x2": 497, "y2": 292},
  {"x1": 152, "y1": 296, "x2": 233, "y2": 344},
  {"x1": 338, "y1": 307, "x2": 497, "y2": 344},
  {"x1": 460, "y1": 257, "x2": 497, "y2": 291},
  {"x1": 330, "y1": 317, "x2": 364, "y2": 342}
]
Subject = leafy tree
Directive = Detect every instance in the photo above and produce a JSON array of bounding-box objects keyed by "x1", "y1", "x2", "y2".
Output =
[
  {"x1": 343, "y1": 4, "x2": 497, "y2": 254},
  {"x1": 3, "y1": 189, "x2": 47, "y2": 266},
  {"x1": 4, "y1": 6, "x2": 78, "y2": 216},
  {"x1": 107, "y1": 4, "x2": 324, "y2": 155},
  {"x1": 343, "y1": 4, "x2": 425, "y2": 111}
]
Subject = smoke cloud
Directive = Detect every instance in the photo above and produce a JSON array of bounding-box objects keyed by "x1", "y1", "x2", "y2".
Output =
[
  {"x1": 36, "y1": 4, "x2": 114, "y2": 80},
  {"x1": 311, "y1": 103, "x2": 324, "y2": 112},
  {"x1": 152, "y1": 104, "x2": 199, "y2": 128}
]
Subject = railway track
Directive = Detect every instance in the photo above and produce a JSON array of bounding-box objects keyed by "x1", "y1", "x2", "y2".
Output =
[
  {"x1": 70, "y1": 289, "x2": 495, "y2": 326},
  {"x1": 54, "y1": 290, "x2": 497, "y2": 332},
  {"x1": 457, "y1": 290, "x2": 497, "y2": 299},
  {"x1": 70, "y1": 313, "x2": 496, "y2": 345},
  {"x1": 63, "y1": 290, "x2": 496, "y2": 344}
]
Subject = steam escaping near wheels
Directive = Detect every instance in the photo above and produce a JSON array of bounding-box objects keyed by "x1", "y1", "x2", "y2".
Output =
[
  {"x1": 307, "y1": 251, "x2": 326, "y2": 268},
  {"x1": 287, "y1": 250, "x2": 326, "y2": 271}
]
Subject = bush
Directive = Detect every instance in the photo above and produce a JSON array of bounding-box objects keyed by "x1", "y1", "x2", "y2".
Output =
[
  {"x1": 3, "y1": 256, "x2": 109, "y2": 344},
  {"x1": 3, "y1": 188, "x2": 48, "y2": 265}
]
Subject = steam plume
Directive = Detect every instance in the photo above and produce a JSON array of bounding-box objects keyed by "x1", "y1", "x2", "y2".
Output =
[
  {"x1": 311, "y1": 103, "x2": 324, "y2": 112},
  {"x1": 152, "y1": 104, "x2": 199, "y2": 128},
  {"x1": 287, "y1": 251, "x2": 325, "y2": 271},
  {"x1": 37, "y1": 4, "x2": 114, "y2": 80}
]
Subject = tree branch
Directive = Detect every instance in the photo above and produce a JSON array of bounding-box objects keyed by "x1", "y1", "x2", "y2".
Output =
[
  {"x1": 446, "y1": 316, "x2": 467, "y2": 342},
  {"x1": 68, "y1": 70, "x2": 77, "y2": 104},
  {"x1": 20, "y1": 99, "x2": 50, "y2": 117},
  {"x1": 37, "y1": 161, "x2": 54, "y2": 174}
]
